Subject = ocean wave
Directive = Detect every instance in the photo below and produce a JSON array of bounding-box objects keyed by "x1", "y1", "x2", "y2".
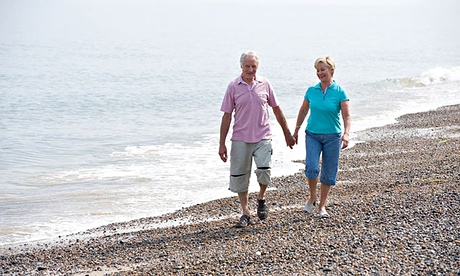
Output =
[{"x1": 398, "y1": 66, "x2": 460, "y2": 87}]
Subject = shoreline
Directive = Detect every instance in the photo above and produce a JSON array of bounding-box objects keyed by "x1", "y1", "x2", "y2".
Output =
[{"x1": 1, "y1": 104, "x2": 459, "y2": 275}]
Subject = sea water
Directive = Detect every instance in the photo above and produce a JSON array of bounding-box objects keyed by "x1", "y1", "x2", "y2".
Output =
[{"x1": 1, "y1": 0, "x2": 459, "y2": 246}]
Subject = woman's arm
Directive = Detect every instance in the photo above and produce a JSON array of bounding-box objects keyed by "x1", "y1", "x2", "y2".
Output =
[
  {"x1": 340, "y1": 100, "x2": 351, "y2": 149},
  {"x1": 293, "y1": 100, "x2": 310, "y2": 144}
]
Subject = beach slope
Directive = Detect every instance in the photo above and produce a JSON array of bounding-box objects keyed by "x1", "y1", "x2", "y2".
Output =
[{"x1": 1, "y1": 105, "x2": 459, "y2": 275}]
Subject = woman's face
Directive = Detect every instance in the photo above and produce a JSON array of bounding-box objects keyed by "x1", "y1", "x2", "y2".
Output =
[{"x1": 316, "y1": 62, "x2": 333, "y2": 83}]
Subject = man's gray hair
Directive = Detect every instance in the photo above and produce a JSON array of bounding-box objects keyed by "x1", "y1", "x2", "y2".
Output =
[{"x1": 240, "y1": 51, "x2": 259, "y2": 68}]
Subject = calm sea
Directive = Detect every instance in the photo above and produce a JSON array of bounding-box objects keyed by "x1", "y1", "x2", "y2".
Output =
[{"x1": 1, "y1": 0, "x2": 459, "y2": 246}]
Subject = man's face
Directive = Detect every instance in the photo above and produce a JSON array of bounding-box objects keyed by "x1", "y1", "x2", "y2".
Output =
[{"x1": 241, "y1": 56, "x2": 258, "y2": 81}]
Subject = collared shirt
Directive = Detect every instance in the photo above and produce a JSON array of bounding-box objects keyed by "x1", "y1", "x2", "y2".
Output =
[
  {"x1": 305, "y1": 81, "x2": 349, "y2": 134},
  {"x1": 220, "y1": 75, "x2": 279, "y2": 143}
]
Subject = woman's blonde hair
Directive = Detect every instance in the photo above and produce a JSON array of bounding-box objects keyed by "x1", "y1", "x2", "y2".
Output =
[{"x1": 314, "y1": 56, "x2": 335, "y2": 75}]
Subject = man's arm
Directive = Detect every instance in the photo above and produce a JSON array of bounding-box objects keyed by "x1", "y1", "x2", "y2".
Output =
[
  {"x1": 219, "y1": 112, "x2": 232, "y2": 162},
  {"x1": 272, "y1": 106, "x2": 295, "y2": 149}
]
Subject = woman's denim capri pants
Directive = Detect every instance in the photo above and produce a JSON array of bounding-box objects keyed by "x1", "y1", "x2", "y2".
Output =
[{"x1": 304, "y1": 130, "x2": 342, "y2": 186}]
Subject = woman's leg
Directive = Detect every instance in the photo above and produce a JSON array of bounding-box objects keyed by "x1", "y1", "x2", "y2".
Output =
[
  {"x1": 319, "y1": 133, "x2": 341, "y2": 212},
  {"x1": 319, "y1": 184, "x2": 331, "y2": 211},
  {"x1": 307, "y1": 177, "x2": 318, "y2": 204},
  {"x1": 305, "y1": 131, "x2": 322, "y2": 205}
]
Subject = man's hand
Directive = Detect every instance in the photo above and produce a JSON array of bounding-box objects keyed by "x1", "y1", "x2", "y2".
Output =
[
  {"x1": 285, "y1": 132, "x2": 296, "y2": 149},
  {"x1": 219, "y1": 144, "x2": 228, "y2": 162}
]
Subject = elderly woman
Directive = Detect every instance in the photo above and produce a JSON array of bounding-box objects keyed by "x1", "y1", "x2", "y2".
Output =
[{"x1": 293, "y1": 56, "x2": 351, "y2": 217}]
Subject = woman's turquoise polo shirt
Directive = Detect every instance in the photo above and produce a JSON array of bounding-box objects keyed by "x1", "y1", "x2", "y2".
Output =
[{"x1": 305, "y1": 81, "x2": 349, "y2": 134}]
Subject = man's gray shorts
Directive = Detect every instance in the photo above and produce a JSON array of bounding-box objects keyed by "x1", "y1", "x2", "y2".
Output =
[{"x1": 229, "y1": 139, "x2": 272, "y2": 193}]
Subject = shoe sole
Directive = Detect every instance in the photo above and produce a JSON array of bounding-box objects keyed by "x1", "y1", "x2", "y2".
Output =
[
  {"x1": 257, "y1": 214, "x2": 268, "y2": 220},
  {"x1": 235, "y1": 221, "x2": 255, "y2": 228}
]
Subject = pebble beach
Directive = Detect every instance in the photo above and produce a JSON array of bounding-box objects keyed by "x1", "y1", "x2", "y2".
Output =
[{"x1": 1, "y1": 104, "x2": 459, "y2": 275}]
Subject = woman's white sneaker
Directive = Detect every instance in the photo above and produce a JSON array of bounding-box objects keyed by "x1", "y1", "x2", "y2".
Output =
[
  {"x1": 319, "y1": 209, "x2": 329, "y2": 218},
  {"x1": 303, "y1": 203, "x2": 314, "y2": 213}
]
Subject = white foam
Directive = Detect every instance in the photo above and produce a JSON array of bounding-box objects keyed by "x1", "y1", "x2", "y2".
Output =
[{"x1": 415, "y1": 66, "x2": 460, "y2": 86}]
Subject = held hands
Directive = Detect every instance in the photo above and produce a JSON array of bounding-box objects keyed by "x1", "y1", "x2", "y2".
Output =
[
  {"x1": 285, "y1": 132, "x2": 296, "y2": 149},
  {"x1": 292, "y1": 129, "x2": 350, "y2": 149},
  {"x1": 220, "y1": 127, "x2": 298, "y2": 162}
]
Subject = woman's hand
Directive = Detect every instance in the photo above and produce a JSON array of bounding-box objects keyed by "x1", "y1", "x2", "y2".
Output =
[{"x1": 341, "y1": 133, "x2": 349, "y2": 149}]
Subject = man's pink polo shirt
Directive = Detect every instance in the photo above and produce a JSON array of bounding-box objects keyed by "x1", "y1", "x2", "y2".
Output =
[{"x1": 220, "y1": 76, "x2": 279, "y2": 143}]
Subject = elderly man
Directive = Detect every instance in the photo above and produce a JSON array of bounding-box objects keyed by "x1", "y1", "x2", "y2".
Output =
[{"x1": 219, "y1": 51, "x2": 295, "y2": 228}]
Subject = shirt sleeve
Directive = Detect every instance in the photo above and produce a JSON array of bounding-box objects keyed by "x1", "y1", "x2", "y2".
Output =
[
  {"x1": 267, "y1": 81, "x2": 279, "y2": 108},
  {"x1": 339, "y1": 87, "x2": 349, "y2": 103},
  {"x1": 304, "y1": 87, "x2": 313, "y2": 102},
  {"x1": 220, "y1": 83, "x2": 235, "y2": 113}
]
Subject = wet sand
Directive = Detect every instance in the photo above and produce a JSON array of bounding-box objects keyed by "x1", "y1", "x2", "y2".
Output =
[{"x1": 1, "y1": 104, "x2": 459, "y2": 275}]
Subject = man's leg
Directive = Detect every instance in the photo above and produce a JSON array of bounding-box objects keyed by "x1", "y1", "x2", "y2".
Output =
[
  {"x1": 256, "y1": 184, "x2": 269, "y2": 220},
  {"x1": 238, "y1": 191, "x2": 250, "y2": 216},
  {"x1": 257, "y1": 183, "x2": 269, "y2": 219},
  {"x1": 258, "y1": 183, "x2": 267, "y2": 200},
  {"x1": 254, "y1": 140, "x2": 272, "y2": 220},
  {"x1": 235, "y1": 191, "x2": 253, "y2": 228},
  {"x1": 230, "y1": 141, "x2": 256, "y2": 228}
]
